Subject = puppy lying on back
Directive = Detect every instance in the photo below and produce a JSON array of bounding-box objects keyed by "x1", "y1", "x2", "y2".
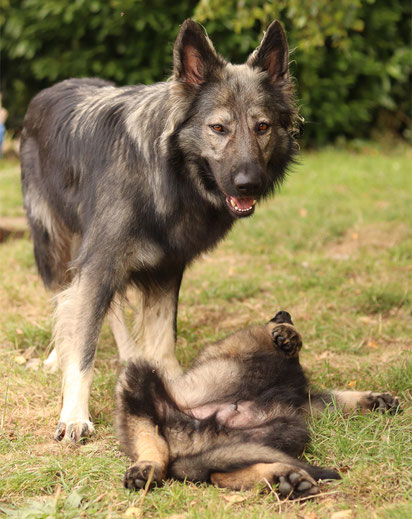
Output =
[{"x1": 116, "y1": 311, "x2": 400, "y2": 497}]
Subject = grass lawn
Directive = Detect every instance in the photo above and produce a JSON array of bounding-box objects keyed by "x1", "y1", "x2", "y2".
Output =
[{"x1": 0, "y1": 145, "x2": 411, "y2": 518}]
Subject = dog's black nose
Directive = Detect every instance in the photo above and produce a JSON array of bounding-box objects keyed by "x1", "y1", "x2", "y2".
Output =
[{"x1": 233, "y1": 171, "x2": 261, "y2": 195}]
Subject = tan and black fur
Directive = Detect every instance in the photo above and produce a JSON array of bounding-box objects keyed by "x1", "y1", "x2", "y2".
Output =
[
  {"x1": 116, "y1": 311, "x2": 401, "y2": 497},
  {"x1": 20, "y1": 20, "x2": 298, "y2": 442}
]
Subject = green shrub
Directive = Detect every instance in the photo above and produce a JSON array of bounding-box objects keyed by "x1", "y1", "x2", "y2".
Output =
[
  {"x1": 195, "y1": 0, "x2": 412, "y2": 144},
  {"x1": 1, "y1": 0, "x2": 411, "y2": 144}
]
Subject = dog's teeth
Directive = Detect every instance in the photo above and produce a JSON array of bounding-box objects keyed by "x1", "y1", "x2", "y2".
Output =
[{"x1": 228, "y1": 197, "x2": 256, "y2": 213}]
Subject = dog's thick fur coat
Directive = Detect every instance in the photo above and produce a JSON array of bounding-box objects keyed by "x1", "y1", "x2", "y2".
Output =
[
  {"x1": 116, "y1": 311, "x2": 401, "y2": 496},
  {"x1": 20, "y1": 20, "x2": 297, "y2": 441}
]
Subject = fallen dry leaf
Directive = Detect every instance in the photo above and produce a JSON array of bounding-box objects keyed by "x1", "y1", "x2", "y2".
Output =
[
  {"x1": 24, "y1": 346, "x2": 36, "y2": 358},
  {"x1": 367, "y1": 340, "x2": 378, "y2": 349},
  {"x1": 330, "y1": 510, "x2": 353, "y2": 519},
  {"x1": 304, "y1": 512, "x2": 318, "y2": 519},
  {"x1": 317, "y1": 351, "x2": 333, "y2": 360},
  {"x1": 223, "y1": 494, "x2": 247, "y2": 505},
  {"x1": 14, "y1": 355, "x2": 27, "y2": 365},
  {"x1": 359, "y1": 316, "x2": 372, "y2": 323},
  {"x1": 124, "y1": 507, "x2": 142, "y2": 518},
  {"x1": 26, "y1": 358, "x2": 41, "y2": 371}
]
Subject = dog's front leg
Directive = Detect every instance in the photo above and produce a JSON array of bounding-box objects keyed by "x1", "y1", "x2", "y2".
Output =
[
  {"x1": 53, "y1": 270, "x2": 115, "y2": 442},
  {"x1": 121, "y1": 416, "x2": 169, "y2": 491},
  {"x1": 306, "y1": 390, "x2": 402, "y2": 416}
]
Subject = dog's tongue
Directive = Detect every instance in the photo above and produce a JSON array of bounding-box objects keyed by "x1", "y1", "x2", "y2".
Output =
[
  {"x1": 236, "y1": 197, "x2": 254, "y2": 209},
  {"x1": 230, "y1": 196, "x2": 255, "y2": 210}
]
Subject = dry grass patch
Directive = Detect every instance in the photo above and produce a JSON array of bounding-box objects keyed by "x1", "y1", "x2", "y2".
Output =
[
  {"x1": 324, "y1": 222, "x2": 409, "y2": 260},
  {"x1": 1, "y1": 148, "x2": 411, "y2": 518}
]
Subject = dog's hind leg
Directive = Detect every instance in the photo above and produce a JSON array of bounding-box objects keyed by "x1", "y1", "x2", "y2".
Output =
[
  {"x1": 53, "y1": 269, "x2": 116, "y2": 442},
  {"x1": 107, "y1": 293, "x2": 137, "y2": 362},
  {"x1": 44, "y1": 347, "x2": 59, "y2": 373},
  {"x1": 134, "y1": 275, "x2": 184, "y2": 379}
]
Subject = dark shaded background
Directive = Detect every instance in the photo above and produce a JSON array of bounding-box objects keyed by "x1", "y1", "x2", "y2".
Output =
[{"x1": 1, "y1": 0, "x2": 411, "y2": 145}]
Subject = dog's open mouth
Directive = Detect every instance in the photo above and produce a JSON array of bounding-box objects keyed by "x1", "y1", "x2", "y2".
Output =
[{"x1": 225, "y1": 195, "x2": 256, "y2": 217}]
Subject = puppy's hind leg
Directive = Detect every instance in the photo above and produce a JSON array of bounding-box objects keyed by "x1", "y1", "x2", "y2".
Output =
[
  {"x1": 170, "y1": 443, "x2": 338, "y2": 496},
  {"x1": 211, "y1": 462, "x2": 321, "y2": 497}
]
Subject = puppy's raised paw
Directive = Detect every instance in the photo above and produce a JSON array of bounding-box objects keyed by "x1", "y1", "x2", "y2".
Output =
[{"x1": 271, "y1": 324, "x2": 303, "y2": 357}]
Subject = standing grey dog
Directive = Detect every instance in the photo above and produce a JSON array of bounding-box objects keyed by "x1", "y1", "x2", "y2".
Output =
[{"x1": 20, "y1": 19, "x2": 297, "y2": 442}]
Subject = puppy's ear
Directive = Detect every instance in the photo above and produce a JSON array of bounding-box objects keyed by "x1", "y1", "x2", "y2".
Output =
[
  {"x1": 269, "y1": 311, "x2": 293, "y2": 325},
  {"x1": 247, "y1": 20, "x2": 289, "y2": 83},
  {"x1": 173, "y1": 19, "x2": 225, "y2": 86}
]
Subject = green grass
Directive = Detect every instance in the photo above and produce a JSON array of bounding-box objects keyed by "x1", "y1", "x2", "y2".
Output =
[{"x1": 0, "y1": 146, "x2": 411, "y2": 518}]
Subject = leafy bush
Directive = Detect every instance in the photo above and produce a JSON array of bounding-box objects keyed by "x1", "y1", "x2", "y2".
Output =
[
  {"x1": 1, "y1": 0, "x2": 197, "y2": 128},
  {"x1": 1, "y1": 0, "x2": 411, "y2": 144},
  {"x1": 194, "y1": 0, "x2": 412, "y2": 144}
]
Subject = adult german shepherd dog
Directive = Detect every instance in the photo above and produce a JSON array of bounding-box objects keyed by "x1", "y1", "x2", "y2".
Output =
[
  {"x1": 116, "y1": 311, "x2": 401, "y2": 496},
  {"x1": 20, "y1": 20, "x2": 297, "y2": 442}
]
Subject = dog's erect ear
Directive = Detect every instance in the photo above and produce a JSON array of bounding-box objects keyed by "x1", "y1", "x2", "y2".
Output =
[
  {"x1": 174, "y1": 19, "x2": 224, "y2": 86},
  {"x1": 247, "y1": 20, "x2": 289, "y2": 83}
]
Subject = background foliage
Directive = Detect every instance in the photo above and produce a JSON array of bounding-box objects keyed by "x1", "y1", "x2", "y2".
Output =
[{"x1": 1, "y1": 0, "x2": 411, "y2": 144}]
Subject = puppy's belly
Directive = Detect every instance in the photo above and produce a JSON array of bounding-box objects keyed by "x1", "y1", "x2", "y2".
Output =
[{"x1": 187, "y1": 401, "x2": 265, "y2": 428}]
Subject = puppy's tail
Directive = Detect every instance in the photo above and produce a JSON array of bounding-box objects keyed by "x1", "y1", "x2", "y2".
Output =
[
  {"x1": 116, "y1": 359, "x2": 181, "y2": 416},
  {"x1": 305, "y1": 464, "x2": 341, "y2": 481}
]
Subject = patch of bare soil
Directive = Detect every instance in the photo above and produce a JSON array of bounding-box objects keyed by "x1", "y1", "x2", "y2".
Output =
[
  {"x1": 0, "y1": 216, "x2": 28, "y2": 242},
  {"x1": 324, "y1": 223, "x2": 407, "y2": 260}
]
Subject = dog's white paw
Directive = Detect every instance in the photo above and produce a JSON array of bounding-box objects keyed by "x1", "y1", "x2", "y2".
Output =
[{"x1": 54, "y1": 420, "x2": 95, "y2": 443}]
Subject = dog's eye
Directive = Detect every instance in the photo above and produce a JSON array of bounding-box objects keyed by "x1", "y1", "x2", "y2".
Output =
[
  {"x1": 257, "y1": 122, "x2": 270, "y2": 134},
  {"x1": 210, "y1": 124, "x2": 225, "y2": 134}
]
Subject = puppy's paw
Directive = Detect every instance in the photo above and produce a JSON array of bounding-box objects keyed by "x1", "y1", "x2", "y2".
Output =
[
  {"x1": 123, "y1": 462, "x2": 163, "y2": 491},
  {"x1": 271, "y1": 324, "x2": 302, "y2": 357},
  {"x1": 363, "y1": 392, "x2": 402, "y2": 415},
  {"x1": 275, "y1": 468, "x2": 319, "y2": 498},
  {"x1": 54, "y1": 420, "x2": 95, "y2": 443}
]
